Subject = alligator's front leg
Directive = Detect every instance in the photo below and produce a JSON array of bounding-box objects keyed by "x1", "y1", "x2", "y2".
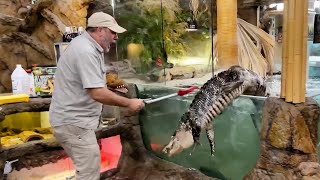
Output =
[{"x1": 205, "y1": 123, "x2": 215, "y2": 156}]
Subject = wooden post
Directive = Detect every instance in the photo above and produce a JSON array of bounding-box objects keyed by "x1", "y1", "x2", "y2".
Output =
[
  {"x1": 216, "y1": 0, "x2": 238, "y2": 69},
  {"x1": 281, "y1": 0, "x2": 308, "y2": 103}
]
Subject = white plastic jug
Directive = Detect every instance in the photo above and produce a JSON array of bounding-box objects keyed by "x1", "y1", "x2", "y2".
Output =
[
  {"x1": 11, "y1": 64, "x2": 30, "y2": 95},
  {"x1": 28, "y1": 71, "x2": 36, "y2": 96}
]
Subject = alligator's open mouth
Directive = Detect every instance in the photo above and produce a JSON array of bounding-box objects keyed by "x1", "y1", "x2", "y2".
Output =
[{"x1": 163, "y1": 127, "x2": 194, "y2": 157}]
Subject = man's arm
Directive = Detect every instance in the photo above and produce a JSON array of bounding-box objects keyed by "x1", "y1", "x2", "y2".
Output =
[{"x1": 87, "y1": 87, "x2": 144, "y2": 112}]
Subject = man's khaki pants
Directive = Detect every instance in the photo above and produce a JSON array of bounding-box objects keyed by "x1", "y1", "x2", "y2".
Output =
[{"x1": 53, "y1": 125, "x2": 100, "y2": 180}]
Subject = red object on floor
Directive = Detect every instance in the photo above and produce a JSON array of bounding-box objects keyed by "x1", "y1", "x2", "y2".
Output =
[
  {"x1": 5, "y1": 136, "x2": 123, "y2": 179},
  {"x1": 100, "y1": 135, "x2": 122, "y2": 171},
  {"x1": 58, "y1": 135, "x2": 122, "y2": 172}
]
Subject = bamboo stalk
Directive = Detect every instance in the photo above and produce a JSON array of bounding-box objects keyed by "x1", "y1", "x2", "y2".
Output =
[
  {"x1": 281, "y1": 0, "x2": 288, "y2": 98},
  {"x1": 217, "y1": 0, "x2": 238, "y2": 69},
  {"x1": 281, "y1": 0, "x2": 307, "y2": 103},
  {"x1": 285, "y1": 0, "x2": 296, "y2": 102},
  {"x1": 300, "y1": 0, "x2": 308, "y2": 102},
  {"x1": 292, "y1": 0, "x2": 303, "y2": 103}
]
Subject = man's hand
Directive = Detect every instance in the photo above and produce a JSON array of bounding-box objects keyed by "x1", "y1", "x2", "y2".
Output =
[
  {"x1": 88, "y1": 87, "x2": 145, "y2": 115},
  {"x1": 127, "y1": 98, "x2": 145, "y2": 114}
]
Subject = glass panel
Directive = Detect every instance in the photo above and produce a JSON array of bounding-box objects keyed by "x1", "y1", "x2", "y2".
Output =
[
  {"x1": 113, "y1": 0, "x2": 213, "y2": 86},
  {"x1": 137, "y1": 84, "x2": 263, "y2": 179},
  {"x1": 111, "y1": 1, "x2": 320, "y2": 97}
]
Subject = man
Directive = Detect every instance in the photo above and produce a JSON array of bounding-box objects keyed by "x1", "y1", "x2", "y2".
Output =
[{"x1": 49, "y1": 12, "x2": 145, "y2": 180}]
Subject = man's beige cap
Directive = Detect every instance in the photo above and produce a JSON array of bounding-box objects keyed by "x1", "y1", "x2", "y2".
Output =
[{"x1": 87, "y1": 12, "x2": 126, "y2": 33}]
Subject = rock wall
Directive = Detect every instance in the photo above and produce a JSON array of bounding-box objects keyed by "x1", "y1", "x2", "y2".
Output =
[
  {"x1": 244, "y1": 97, "x2": 320, "y2": 180},
  {"x1": 0, "y1": 0, "x2": 92, "y2": 93}
]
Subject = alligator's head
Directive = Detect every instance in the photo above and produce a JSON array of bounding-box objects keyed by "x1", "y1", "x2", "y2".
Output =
[
  {"x1": 223, "y1": 65, "x2": 267, "y2": 96},
  {"x1": 162, "y1": 122, "x2": 194, "y2": 157}
]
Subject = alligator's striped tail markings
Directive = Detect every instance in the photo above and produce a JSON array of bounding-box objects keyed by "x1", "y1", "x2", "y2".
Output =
[{"x1": 204, "y1": 84, "x2": 246, "y2": 155}]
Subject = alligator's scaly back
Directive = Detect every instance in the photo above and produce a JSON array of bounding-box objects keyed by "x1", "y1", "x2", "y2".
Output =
[{"x1": 163, "y1": 65, "x2": 267, "y2": 157}]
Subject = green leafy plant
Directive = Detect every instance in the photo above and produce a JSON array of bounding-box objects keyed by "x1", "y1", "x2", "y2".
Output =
[{"x1": 116, "y1": 0, "x2": 188, "y2": 73}]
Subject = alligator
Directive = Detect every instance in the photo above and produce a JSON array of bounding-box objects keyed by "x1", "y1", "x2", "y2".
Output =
[{"x1": 162, "y1": 65, "x2": 267, "y2": 157}]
